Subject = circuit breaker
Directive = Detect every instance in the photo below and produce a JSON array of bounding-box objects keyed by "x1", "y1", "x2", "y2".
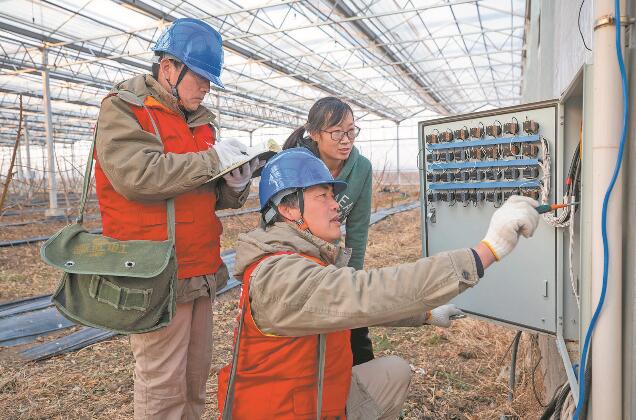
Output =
[{"x1": 419, "y1": 101, "x2": 568, "y2": 334}]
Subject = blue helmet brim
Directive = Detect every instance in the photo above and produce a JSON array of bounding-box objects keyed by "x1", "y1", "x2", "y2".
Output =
[
  {"x1": 297, "y1": 180, "x2": 348, "y2": 200},
  {"x1": 189, "y1": 64, "x2": 225, "y2": 90},
  {"x1": 331, "y1": 180, "x2": 348, "y2": 196}
]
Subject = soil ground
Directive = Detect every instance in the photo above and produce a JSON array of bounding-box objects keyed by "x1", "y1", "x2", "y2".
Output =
[{"x1": 0, "y1": 186, "x2": 544, "y2": 419}]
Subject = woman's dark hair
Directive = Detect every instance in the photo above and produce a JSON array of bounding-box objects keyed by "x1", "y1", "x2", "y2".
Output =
[{"x1": 283, "y1": 97, "x2": 354, "y2": 151}]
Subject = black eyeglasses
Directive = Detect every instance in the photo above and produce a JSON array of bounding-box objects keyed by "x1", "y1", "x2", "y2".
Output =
[{"x1": 321, "y1": 126, "x2": 361, "y2": 142}]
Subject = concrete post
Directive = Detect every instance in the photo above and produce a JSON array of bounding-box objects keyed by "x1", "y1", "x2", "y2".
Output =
[
  {"x1": 42, "y1": 47, "x2": 64, "y2": 218},
  {"x1": 589, "y1": 0, "x2": 627, "y2": 417},
  {"x1": 396, "y1": 121, "x2": 401, "y2": 185}
]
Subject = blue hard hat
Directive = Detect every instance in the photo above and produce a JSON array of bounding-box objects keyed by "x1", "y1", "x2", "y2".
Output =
[
  {"x1": 259, "y1": 148, "x2": 347, "y2": 211},
  {"x1": 153, "y1": 18, "x2": 225, "y2": 89}
]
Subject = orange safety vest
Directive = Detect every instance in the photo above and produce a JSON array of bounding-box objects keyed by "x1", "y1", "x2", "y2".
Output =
[
  {"x1": 94, "y1": 95, "x2": 223, "y2": 279},
  {"x1": 217, "y1": 252, "x2": 353, "y2": 419}
]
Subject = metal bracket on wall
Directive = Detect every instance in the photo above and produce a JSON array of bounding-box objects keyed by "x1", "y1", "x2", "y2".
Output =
[{"x1": 594, "y1": 14, "x2": 635, "y2": 30}]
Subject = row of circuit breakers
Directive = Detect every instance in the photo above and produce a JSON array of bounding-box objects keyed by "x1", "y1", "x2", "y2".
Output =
[{"x1": 424, "y1": 118, "x2": 543, "y2": 206}]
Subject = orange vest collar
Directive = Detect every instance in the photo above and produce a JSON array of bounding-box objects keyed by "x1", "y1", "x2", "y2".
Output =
[{"x1": 143, "y1": 95, "x2": 175, "y2": 113}]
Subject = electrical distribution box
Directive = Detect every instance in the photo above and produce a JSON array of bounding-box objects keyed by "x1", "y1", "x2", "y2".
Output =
[{"x1": 419, "y1": 101, "x2": 580, "y2": 335}]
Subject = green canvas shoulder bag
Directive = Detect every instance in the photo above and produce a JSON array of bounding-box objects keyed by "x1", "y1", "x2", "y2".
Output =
[{"x1": 41, "y1": 100, "x2": 177, "y2": 334}]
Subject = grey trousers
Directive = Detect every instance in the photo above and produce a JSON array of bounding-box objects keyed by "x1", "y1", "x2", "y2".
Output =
[
  {"x1": 130, "y1": 276, "x2": 216, "y2": 420},
  {"x1": 347, "y1": 355, "x2": 413, "y2": 420}
]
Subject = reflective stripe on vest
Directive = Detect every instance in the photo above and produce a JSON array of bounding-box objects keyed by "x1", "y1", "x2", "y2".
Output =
[
  {"x1": 94, "y1": 95, "x2": 223, "y2": 279},
  {"x1": 217, "y1": 252, "x2": 353, "y2": 419}
]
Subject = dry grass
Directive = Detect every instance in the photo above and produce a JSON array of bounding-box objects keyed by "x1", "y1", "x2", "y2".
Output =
[
  {"x1": 366, "y1": 210, "x2": 543, "y2": 419},
  {"x1": 0, "y1": 205, "x2": 102, "y2": 242},
  {"x1": 0, "y1": 188, "x2": 544, "y2": 419},
  {"x1": 371, "y1": 185, "x2": 419, "y2": 211},
  {"x1": 219, "y1": 213, "x2": 260, "y2": 250}
]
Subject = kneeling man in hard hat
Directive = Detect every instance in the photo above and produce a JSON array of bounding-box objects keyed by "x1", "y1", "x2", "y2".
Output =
[{"x1": 217, "y1": 148, "x2": 539, "y2": 419}]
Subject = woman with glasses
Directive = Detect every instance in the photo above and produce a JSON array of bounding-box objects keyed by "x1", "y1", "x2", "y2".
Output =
[{"x1": 283, "y1": 96, "x2": 374, "y2": 366}]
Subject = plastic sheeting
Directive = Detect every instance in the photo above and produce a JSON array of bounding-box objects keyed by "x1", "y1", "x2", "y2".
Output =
[
  {"x1": 0, "y1": 307, "x2": 74, "y2": 347},
  {"x1": 20, "y1": 327, "x2": 117, "y2": 362},
  {"x1": 6, "y1": 201, "x2": 419, "y2": 360},
  {"x1": 0, "y1": 294, "x2": 52, "y2": 318}
]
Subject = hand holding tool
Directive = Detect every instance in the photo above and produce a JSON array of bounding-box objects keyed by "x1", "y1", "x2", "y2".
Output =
[
  {"x1": 535, "y1": 202, "x2": 579, "y2": 214},
  {"x1": 481, "y1": 195, "x2": 540, "y2": 260}
]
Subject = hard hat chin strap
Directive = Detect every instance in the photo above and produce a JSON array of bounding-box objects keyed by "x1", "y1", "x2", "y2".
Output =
[
  {"x1": 294, "y1": 219, "x2": 310, "y2": 231},
  {"x1": 169, "y1": 65, "x2": 189, "y2": 101},
  {"x1": 262, "y1": 188, "x2": 312, "y2": 234},
  {"x1": 293, "y1": 189, "x2": 311, "y2": 232}
]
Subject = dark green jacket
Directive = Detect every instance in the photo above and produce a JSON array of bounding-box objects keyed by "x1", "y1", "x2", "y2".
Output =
[{"x1": 296, "y1": 138, "x2": 373, "y2": 270}]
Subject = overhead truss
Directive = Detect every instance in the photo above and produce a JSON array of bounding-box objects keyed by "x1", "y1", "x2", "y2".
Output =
[{"x1": 0, "y1": 0, "x2": 526, "y2": 145}]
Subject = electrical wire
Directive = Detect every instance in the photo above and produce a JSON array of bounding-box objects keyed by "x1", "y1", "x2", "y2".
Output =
[
  {"x1": 578, "y1": 0, "x2": 592, "y2": 51},
  {"x1": 541, "y1": 382, "x2": 571, "y2": 420},
  {"x1": 539, "y1": 138, "x2": 574, "y2": 227},
  {"x1": 537, "y1": 112, "x2": 583, "y2": 305},
  {"x1": 574, "y1": 2, "x2": 630, "y2": 417},
  {"x1": 532, "y1": 354, "x2": 548, "y2": 408},
  {"x1": 508, "y1": 331, "x2": 522, "y2": 403},
  {"x1": 568, "y1": 145, "x2": 582, "y2": 307},
  {"x1": 568, "y1": 209, "x2": 580, "y2": 307},
  {"x1": 579, "y1": 344, "x2": 593, "y2": 418},
  {"x1": 530, "y1": 335, "x2": 548, "y2": 408}
]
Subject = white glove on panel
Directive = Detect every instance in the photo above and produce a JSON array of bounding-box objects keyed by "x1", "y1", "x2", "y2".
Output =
[
  {"x1": 222, "y1": 158, "x2": 259, "y2": 192},
  {"x1": 428, "y1": 304, "x2": 464, "y2": 328},
  {"x1": 481, "y1": 195, "x2": 540, "y2": 260},
  {"x1": 214, "y1": 139, "x2": 248, "y2": 169}
]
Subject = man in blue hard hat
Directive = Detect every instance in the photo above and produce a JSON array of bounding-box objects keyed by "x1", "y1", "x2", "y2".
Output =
[
  {"x1": 93, "y1": 18, "x2": 257, "y2": 419},
  {"x1": 218, "y1": 149, "x2": 540, "y2": 418}
]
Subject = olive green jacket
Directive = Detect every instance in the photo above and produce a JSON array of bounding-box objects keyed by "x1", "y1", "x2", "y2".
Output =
[
  {"x1": 234, "y1": 222, "x2": 480, "y2": 337},
  {"x1": 334, "y1": 146, "x2": 372, "y2": 270},
  {"x1": 296, "y1": 138, "x2": 372, "y2": 270}
]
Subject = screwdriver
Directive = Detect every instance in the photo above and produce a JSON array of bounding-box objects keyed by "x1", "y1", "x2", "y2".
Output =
[{"x1": 535, "y1": 202, "x2": 579, "y2": 214}]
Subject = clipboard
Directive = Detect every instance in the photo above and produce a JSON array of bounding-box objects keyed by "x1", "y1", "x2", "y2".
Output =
[{"x1": 209, "y1": 138, "x2": 281, "y2": 181}]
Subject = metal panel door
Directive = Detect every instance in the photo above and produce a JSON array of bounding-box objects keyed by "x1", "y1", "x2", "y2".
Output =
[{"x1": 419, "y1": 102, "x2": 559, "y2": 333}]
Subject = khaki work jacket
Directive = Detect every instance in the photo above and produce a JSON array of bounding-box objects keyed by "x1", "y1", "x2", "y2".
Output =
[
  {"x1": 234, "y1": 223, "x2": 481, "y2": 337},
  {"x1": 95, "y1": 74, "x2": 249, "y2": 295},
  {"x1": 95, "y1": 74, "x2": 249, "y2": 207}
]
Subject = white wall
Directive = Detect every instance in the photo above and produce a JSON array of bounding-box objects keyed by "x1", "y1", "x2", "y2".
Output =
[
  {"x1": 520, "y1": 0, "x2": 594, "y2": 405},
  {"x1": 522, "y1": 0, "x2": 593, "y2": 103}
]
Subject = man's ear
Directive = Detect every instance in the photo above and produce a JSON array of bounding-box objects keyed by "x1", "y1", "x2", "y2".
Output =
[
  {"x1": 159, "y1": 58, "x2": 175, "y2": 82},
  {"x1": 277, "y1": 204, "x2": 302, "y2": 222}
]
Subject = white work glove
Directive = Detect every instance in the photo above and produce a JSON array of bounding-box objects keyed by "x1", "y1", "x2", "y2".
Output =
[
  {"x1": 214, "y1": 139, "x2": 248, "y2": 169},
  {"x1": 482, "y1": 195, "x2": 540, "y2": 261},
  {"x1": 427, "y1": 304, "x2": 464, "y2": 328},
  {"x1": 222, "y1": 158, "x2": 260, "y2": 192}
]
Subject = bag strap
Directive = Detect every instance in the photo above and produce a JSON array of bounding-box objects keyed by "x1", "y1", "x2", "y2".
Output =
[
  {"x1": 77, "y1": 103, "x2": 175, "y2": 242},
  {"x1": 76, "y1": 126, "x2": 97, "y2": 223},
  {"x1": 222, "y1": 310, "x2": 327, "y2": 420},
  {"x1": 316, "y1": 333, "x2": 327, "y2": 420},
  {"x1": 221, "y1": 298, "x2": 246, "y2": 420}
]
